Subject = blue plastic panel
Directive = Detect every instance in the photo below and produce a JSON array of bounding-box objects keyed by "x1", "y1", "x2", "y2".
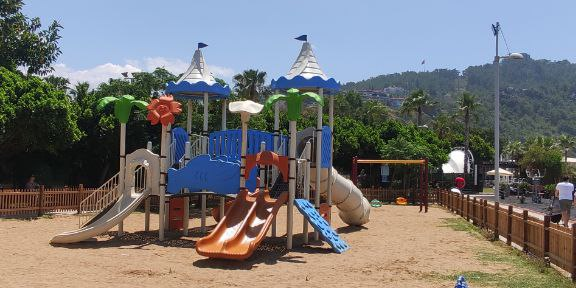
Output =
[
  {"x1": 171, "y1": 127, "x2": 188, "y2": 163},
  {"x1": 167, "y1": 155, "x2": 257, "y2": 194},
  {"x1": 294, "y1": 199, "x2": 350, "y2": 253},
  {"x1": 208, "y1": 129, "x2": 288, "y2": 161},
  {"x1": 321, "y1": 126, "x2": 332, "y2": 168}
]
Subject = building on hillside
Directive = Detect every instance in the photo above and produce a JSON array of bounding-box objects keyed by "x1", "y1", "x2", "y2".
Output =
[{"x1": 355, "y1": 87, "x2": 406, "y2": 109}]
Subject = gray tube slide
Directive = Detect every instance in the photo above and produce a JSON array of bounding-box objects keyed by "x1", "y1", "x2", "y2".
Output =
[{"x1": 311, "y1": 167, "x2": 370, "y2": 226}]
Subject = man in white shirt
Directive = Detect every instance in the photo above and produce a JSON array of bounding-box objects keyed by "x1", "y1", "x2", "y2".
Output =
[{"x1": 555, "y1": 176, "x2": 575, "y2": 227}]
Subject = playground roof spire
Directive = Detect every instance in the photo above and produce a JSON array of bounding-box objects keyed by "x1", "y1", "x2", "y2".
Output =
[
  {"x1": 165, "y1": 43, "x2": 231, "y2": 99},
  {"x1": 271, "y1": 36, "x2": 340, "y2": 91}
]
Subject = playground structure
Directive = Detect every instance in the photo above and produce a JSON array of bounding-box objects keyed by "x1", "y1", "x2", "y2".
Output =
[
  {"x1": 351, "y1": 158, "x2": 429, "y2": 212},
  {"x1": 51, "y1": 37, "x2": 371, "y2": 260}
]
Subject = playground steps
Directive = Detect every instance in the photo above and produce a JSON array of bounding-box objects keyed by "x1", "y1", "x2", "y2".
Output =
[{"x1": 294, "y1": 199, "x2": 350, "y2": 254}]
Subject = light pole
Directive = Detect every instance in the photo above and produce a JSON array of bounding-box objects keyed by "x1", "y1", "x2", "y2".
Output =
[{"x1": 492, "y1": 22, "x2": 523, "y2": 200}]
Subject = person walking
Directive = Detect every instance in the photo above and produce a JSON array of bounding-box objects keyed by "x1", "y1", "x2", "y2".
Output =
[{"x1": 555, "y1": 176, "x2": 575, "y2": 227}]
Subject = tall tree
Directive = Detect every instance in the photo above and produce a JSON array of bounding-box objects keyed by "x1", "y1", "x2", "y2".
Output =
[
  {"x1": 233, "y1": 69, "x2": 267, "y2": 102},
  {"x1": 457, "y1": 92, "x2": 480, "y2": 173},
  {"x1": 399, "y1": 89, "x2": 434, "y2": 126},
  {"x1": 557, "y1": 134, "x2": 576, "y2": 162},
  {"x1": 0, "y1": 0, "x2": 62, "y2": 75}
]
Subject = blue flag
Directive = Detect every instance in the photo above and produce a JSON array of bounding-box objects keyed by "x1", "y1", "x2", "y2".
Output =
[
  {"x1": 198, "y1": 42, "x2": 208, "y2": 49},
  {"x1": 295, "y1": 35, "x2": 307, "y2": 41}
]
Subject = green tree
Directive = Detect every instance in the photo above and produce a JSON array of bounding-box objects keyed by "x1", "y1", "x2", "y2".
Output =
[
  {"x1": 399, "y1": 89, "x2": 435, "y2": 126},
  {"x1": 0, "y1": 0, "x2": 62, "y2": 75},
  {"x1": 457, "y1": 91, "x2": 480, "y2": 173},
  {"x1": 557, "y1": 134, "x2": 576, "y2": 162},
  {"x1": 0, "y1": 67, "x2": 81, "y2": 181},
  {"x1": 233, "y1": 69, "x2": 267, "y2": 101}
]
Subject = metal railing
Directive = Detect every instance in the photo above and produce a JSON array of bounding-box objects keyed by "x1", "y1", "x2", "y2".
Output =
[{"x1": 77, "y1": 166, "x2": 147, "y2": 227}]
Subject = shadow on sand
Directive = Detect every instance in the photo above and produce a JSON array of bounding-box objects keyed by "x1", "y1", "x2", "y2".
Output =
[
  {"x1": 192, "y1": 234, "x2": 332, "y2": 270},
  {"x1": 49, "y1": 225, "x2": 217, "y2": 250}
]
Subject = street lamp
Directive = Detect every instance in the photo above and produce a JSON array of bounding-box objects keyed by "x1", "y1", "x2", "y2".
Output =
[{"x1": 493, "y1": 22, "x2": 523, "y2": 200}]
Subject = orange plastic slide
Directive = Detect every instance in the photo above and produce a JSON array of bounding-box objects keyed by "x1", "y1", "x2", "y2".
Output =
[{"x1": 196, "y1": 189, "x2": 287, "y2": 260}]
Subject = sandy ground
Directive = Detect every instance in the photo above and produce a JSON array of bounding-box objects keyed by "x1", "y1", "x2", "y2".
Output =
[{"x1": 0, "y1": 205, "x2": 507, "y2": 288}]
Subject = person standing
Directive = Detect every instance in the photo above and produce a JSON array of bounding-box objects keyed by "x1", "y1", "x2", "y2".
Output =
[
  {"x1": 25, "y1": 175, "x2": 39, "y2": 191},
  {"x1": 555, "y1": 176, "x2": 575, "y2": 227}
]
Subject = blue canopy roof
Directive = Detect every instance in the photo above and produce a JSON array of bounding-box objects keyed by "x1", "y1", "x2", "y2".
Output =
[{"x1": 165, "y1": 48, "x2": 231, "y2": 100}]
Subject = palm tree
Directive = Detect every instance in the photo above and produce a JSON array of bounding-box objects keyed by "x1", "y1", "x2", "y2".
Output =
[
  {"x1": 457, "y1": 92, "x2": 480, "y2": 173},
  {"x1": 503, "y1": 140, "x2": 524, "y2": 163},
  {"x1": 430, "y1": 112, "x2": 454, "y2": 139},
  {"x1": 233, "y1": 69, "x2": 267, "y2": 101},
  {"x1": 557, "y1": 134, "x2": 576, "y2": 162},
  {"x1": 265, "y1": 88, "x2": 322, "y2": 249},
  {"x1": 399, "y1": 89, "x2": 435, "y2": 126},
  {"x1": 71, "y1": 82, "x2": 90, "y2": 106}
]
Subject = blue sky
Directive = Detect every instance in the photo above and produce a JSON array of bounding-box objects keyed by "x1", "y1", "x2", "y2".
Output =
[{"x1": 23, "y1": 1, "x2": 576, "y2": 87}]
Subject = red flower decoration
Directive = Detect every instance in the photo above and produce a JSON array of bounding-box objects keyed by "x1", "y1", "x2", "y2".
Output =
[{"x1": 147, "y1": 94, "x2": 182, "y2": 126}]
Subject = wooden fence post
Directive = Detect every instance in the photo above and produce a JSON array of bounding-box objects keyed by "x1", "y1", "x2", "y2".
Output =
[
  {"x1": 507, "y1": 205, "x2": 513, "y2": 245},
  {"x1": 78, "y1": 184, "x2": 84, "y2": 214},
  {"x1": 483, "y1": 199, "x2": 488, "y2": 228},
  {"x1": 543, "y1": 215, "x2": 550, "y2": 259},
  {"x1": 523, "y1": 210, "x2": 529, "y2": 252},
  {"x1": 460, "y1": 195, "x2": 465, "y2": 217},
  {"x1": 494, "y1": 202, "x2": 500, "y2": 240},
  {"x1": 570, "y1": 223, "x2": 576, "y2": 282},
  {"x1": 37, "y1": 185, "x2": 45, "y2": 217},
  {"x1": 466, "y1": 195, "x2": 470, "y2": 221},
  {"x1": 472, "y1": 197, "x2": 477, "y2": 225}
]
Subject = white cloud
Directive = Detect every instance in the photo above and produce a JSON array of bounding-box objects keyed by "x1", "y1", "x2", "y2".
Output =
[
  {"x1": 52, "y1": 63, "x2": 141, "y2": 88},
  {"x1": 52, "y1": 57, "x2": 235, "y2": 88}
]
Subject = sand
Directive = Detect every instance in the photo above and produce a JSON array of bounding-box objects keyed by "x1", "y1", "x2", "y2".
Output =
[{"x1": 0, "y1": 205, "x2": 506, "y2": 288}]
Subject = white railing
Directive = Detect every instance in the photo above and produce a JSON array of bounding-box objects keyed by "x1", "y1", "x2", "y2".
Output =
[
  {"x1": 77, "y1": 166, "x2": 146, "y2": 227},
  {"x1": 78, "y1": 172, "x2": 119, "y2": 227}
]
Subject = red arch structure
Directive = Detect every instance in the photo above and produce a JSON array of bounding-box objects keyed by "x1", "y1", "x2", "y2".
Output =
[
  {"x1": 244, "y1": 151, "x2": 289, "y2": 183},
  {"x1": 351, "y1": 157, "x2": 429, "y2": 212}
]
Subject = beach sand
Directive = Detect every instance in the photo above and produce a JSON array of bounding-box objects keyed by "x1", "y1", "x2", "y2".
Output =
[{"x1": 0, "y1": 205, "x2": 506, "y2": 288}]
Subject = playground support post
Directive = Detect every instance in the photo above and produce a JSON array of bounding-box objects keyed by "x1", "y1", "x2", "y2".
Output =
[
  {"x1": 158, "y1": 123, "x2": 170, "y2": 241},
  {"x1": 272, "y1": 98, "x2": 280, "y2": 237},
  {"x1": 144, "y1": 141, "x2": 152, "y2": 231},
  {"x1": 424, "y1": 159, "x2": 429, "y2": 212},
  {"x1": 201, "y1": 92, "x2": 209, "y2": 233},
  {"x1": 182, "y1": 141, "x2": 191, "y2": 236},
  {"x1": 327, "y1": 89, "x2": 333, "y2": 223},
  {"x1": 117, "y1": 122, "x2": 126, "y2": 236},
  {"x1": 303, "y1": 141, "x2": 311, "y2": 244},
  {"x1": 351, "y1": 156, "x2": 358, "y2": 185},
  {"x1": 220, "y1": 99, "x2": 227, "y2": 220},
  {"x1": 287, "y1": 120, "x2": 297, "y2": 249},
  {"x1": 314, "y1": 98, "x2": 322, "y2": 241}
]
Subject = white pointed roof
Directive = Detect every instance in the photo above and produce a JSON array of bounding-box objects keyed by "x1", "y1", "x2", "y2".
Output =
[
  {"x1": 176, "y1": 49, "x2": 215, "y2": 85},
  {"x1": 285, "y1": 42, "x2": 328, "y2": 80}
]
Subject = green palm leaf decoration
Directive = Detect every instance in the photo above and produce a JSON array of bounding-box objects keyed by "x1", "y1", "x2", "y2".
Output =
[
  {"x1": 97, "y1": 95, "x2": 149, "y2": 123},
  {"x1": 264, "y1": 88, "x2": 323, "y2": 121}
]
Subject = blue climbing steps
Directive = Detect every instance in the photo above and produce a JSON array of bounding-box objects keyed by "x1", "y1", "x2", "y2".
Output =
[{"x1": 294, "y1": 199, "x2": 350, "y2": 254}]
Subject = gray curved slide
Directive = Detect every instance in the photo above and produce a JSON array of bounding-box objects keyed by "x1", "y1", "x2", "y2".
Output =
[
  {"x1": 50, "y1": 188, "x2": 150, "y2": 244},
  {"x1": 311, "y1": 167, "x2": 370, "y2": 226}
]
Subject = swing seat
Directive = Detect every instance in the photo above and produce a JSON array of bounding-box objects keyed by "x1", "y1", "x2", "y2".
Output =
[{"x1": 396, "y1": 197, "x2": 408, "y2": 205}]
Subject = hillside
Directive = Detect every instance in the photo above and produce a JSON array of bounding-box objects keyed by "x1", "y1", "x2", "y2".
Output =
[{"x1": 343, "y1": 54, "x2": 576, "y2": 140}]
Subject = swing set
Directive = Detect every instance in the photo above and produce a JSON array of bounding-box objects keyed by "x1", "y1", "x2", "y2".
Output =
[{"x1": 351, "y1": 157, "x2": 429, "y2": 212}]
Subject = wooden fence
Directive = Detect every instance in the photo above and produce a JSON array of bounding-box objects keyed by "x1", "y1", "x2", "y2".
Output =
[
  {"x1": 0, "y1": 185, "x2": 96, "y2": 217},
  {"x1": 435, "y1": 189, "x2": 576, "y2": 280}
]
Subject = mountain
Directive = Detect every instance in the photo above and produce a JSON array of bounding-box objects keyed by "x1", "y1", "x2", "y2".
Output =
[{"x1": 342, "y1": 54, "x2": 576, "y2": 140}]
